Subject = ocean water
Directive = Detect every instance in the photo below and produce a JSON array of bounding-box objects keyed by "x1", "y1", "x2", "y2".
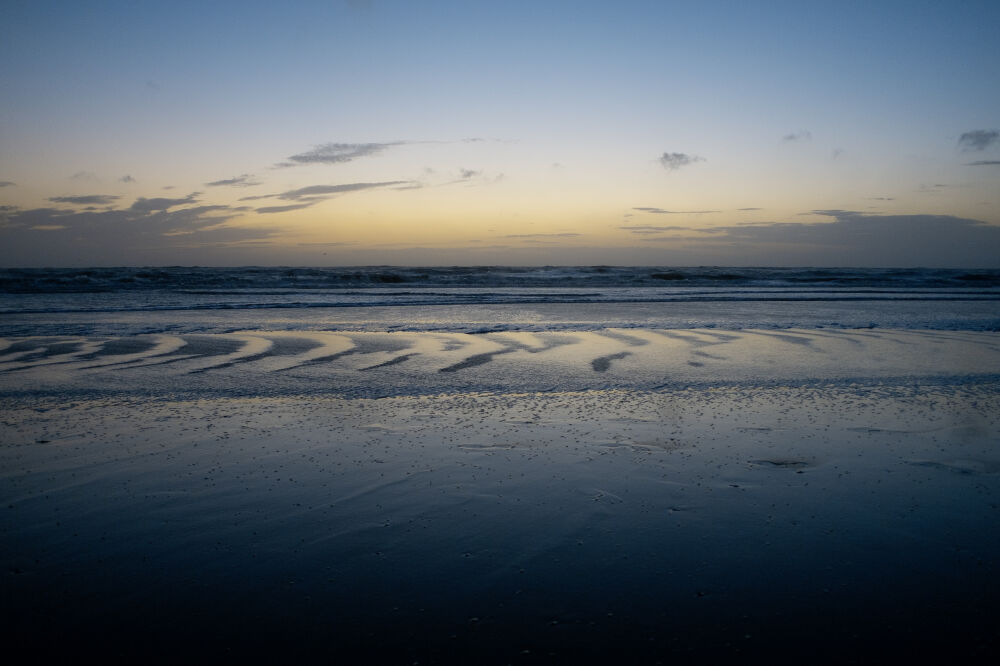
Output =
[{"x1": 1, "y1": 265, "x2": 999, "y2": 336}]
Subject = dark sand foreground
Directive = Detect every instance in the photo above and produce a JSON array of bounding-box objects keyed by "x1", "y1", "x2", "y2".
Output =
[{"x1": 2, "y1": 330, "x2": 1000, "y2": 662}]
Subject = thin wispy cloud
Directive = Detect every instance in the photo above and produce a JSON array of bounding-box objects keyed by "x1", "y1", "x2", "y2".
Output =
[
  {"x1": 958, "y1": 129, "x2": 999, "y2": 151},
  {"x1": 119, "y1": 175, "x2": 136, "y2": 183},
  {"x1": 633, "y1": 207, "x2": 719, "y2": 214},
  {"x1": 782, "y1": 130, "x2": 812, "y2": 142},
  {"x1": 0, "y1": 181, "x2": 16, "y2": 188},
  {"x1": 205, "y1": 174, "x2": 260, "y2": 187},
  {"x1": 809, "y1": 209, "x2": 861, "y2": 217},
  {"x1": 436, "y1": 168, "x2": 501, "y2": 187},
  {"x1": 256, "y1": 203, "x2": 317, "y2": 214},
  {"x1": 737, "y1": 207, "x2": 763, "y2": 211},
  {"x1": 659, "y1": 152, "x2": 704, "y2": 171},
  {"x1": 966, "y1": 160, "x2": 1000, "y2": 166},
  {"x1": 70, "y1": 171, "x2": 99, "y2": 181},
  {"x1": 48, "y1": 195, "x2": 120, "y2": 206},
  {"x1": 130, "y1": 193, "x2": 200, "y2": 213},
  {"x1": 620, "y1": 225, "x2": 696, "y2": 234},
  {"x1": 276, "y1": 138, "x2": 502, "y2": 170},
  {"x1": 505, "y1": 233, "x2": 582, "y2": 239},
  {"x1": 277, "y1": 181, "x2": 410, "y2": 201},
  {"x1": 279, "y1": 142, "x2": 403, "y2": 167},
  {"x1": 244, "y1": 181, "x2": 413, "y2": 212}
]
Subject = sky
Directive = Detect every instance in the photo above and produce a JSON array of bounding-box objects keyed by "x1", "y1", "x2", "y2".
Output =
[{"x1": 1, "y1": 0, "x2": 999, "y2": 267}]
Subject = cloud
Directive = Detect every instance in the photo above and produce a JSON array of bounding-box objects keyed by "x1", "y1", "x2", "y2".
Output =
[
  {"x1": 0, "y1": 201, "x2": 270, "y2": 265},
  {"x1": 621, "y1": 225, "x2": 725, "y2": 237},
  {"x1": 0, "y1": 181, "x2": 16, "y2": 187},
  {"x1": 256, "y1": 203, "x2": 317, "y2": 214},
  {"x1": 435, "y1": 168, "x2": 499, "y2": 187},
  {"x1": 205, "y1": 174, "x2": 260, "y2": 187},
  {"x1": 70, "y1": 171, "x2": 100, "y2": 181},
  {"x1": 808, "y1": 209, "x2": 862, "y2": 217},
  {"x1": 48, "y1": 195, "x2": 120, "y2": 206},
  {"x1": 280, "y1": 142, "x2": 402, "y2": 166},
  {"x1": 621, "y1": 225, "x2": 696, "y2": 234},
  {"x1": 966, "y1": 160, "x2": 1000, "y2": 166},
  {"x1": 737, "y1": 207, "x2": 763, "y2": 211},
  {"x1": 633, "y1": 207, "x2": 719, "y2": 214},
  {"x1": 505, "y1": 233, "x2": 582, "y2": 239},
  {"x1": 626, "y1": 211, "x2": 1000, "y2": 267},
  {"x1": 119, "y1": 175, "x2": 136, "y2": 183},
  {"x1": 277, "y1": 181, "x2": 410, "y2": 201},
  {"x1": 130, "y1": 193, "x2": 199, "y2": 212},
  {"x1": 277, "y1": 138, "x2": 501, "y2": 168},
  {"x1": 782, "y1": 130, "x2": 812, "y2": 142},
  {"x1": 659, "y1": 152, "x2": 704, "y2": 171},
  {"x1": 241, "y1": 181, "x2": 413, "y2": 210},
  {"x1": 958, "y1": 129, "x2": 999, "y2": 151}
]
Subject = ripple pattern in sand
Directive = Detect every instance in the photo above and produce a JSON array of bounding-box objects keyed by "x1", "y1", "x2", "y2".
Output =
[{"x1": 1, "y1": 329, "x2": 998, "y2": 394}]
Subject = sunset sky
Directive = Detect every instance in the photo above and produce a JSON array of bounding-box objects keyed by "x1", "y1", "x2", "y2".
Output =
[{"x1": 2, "y1": 0, "x2": 999, "y2": 267}]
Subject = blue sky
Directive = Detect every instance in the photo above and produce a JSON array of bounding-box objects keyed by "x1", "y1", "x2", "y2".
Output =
[{"x1": 1, "y1": 0, "x2": 999, "y2": 266}]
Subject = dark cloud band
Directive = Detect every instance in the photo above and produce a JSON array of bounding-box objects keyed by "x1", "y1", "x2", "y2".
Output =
[{"x1": 958, "y1": 129, "x2": 999, "y2": 151}]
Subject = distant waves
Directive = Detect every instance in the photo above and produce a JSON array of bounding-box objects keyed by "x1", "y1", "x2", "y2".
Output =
[
  {"x1": 2, "y1": 267, "x2": 999, "y2": 336},
  {"x1": 3, "y1": 265, "x2": 999, "y2": 293}
]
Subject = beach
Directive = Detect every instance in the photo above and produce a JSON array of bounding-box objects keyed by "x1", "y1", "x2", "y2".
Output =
[
  {"x1": 2, "y1": 268, "x2": 999, "y2": 662},
  {"x1": 3, "y1": 327, "x2": 1000, "y2": 662}
]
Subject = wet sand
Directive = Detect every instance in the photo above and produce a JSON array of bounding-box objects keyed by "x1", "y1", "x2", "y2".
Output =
[{"x1": 2, "y1": 330, "x2": 1000, "y2": 662}]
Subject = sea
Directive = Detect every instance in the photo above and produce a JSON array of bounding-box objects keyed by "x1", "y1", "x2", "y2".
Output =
[{"x1": 2, "y1": 265, "x2": 999, "y2": 336}]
